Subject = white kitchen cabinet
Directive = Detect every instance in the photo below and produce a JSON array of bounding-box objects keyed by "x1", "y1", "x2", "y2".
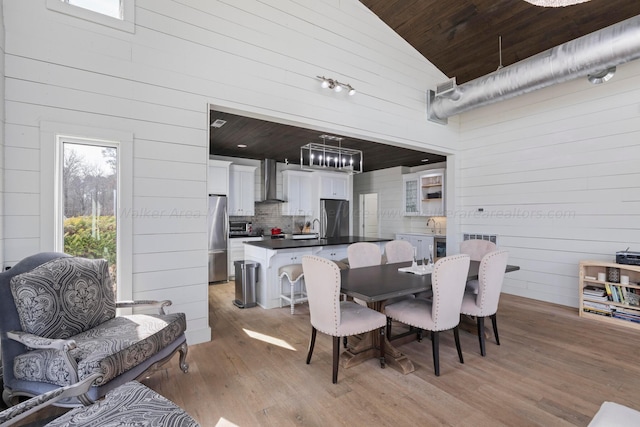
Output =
[
  {"x1": 395, "y1": 233, "x2": 434, "y2": 262},
  {"x1": 229, "y1": 164, "x2": 256, "y2": 216},
  {"x1": 313, "y1": 245, "x2": 348, "y2": 263},
  {"x1": 228, "y1": 236, "x2": 262, "y2": 278},
  {"x1": 208, "y1": 160, "x2": 231, "y2": 195},
  {"x1": 318, "y1": 173, "x2": 349, "y2": 200},
  {"x1": 402, "y1": 173, "x2": 420, "y2": 216},
  {"x1": 420, "y1": 169, "x2": 445, "y2": 217},
  {"x1": 282, "y1": 170, "x2": 313, "y2": 216}
]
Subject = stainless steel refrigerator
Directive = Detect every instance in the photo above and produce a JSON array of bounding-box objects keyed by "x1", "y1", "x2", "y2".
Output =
[
  {"x1": 320, "y1": 199, "x2": 350, "y2": 238},
  {"x1": 208, "y1": 194, "x2": 228, "y2": 282}
]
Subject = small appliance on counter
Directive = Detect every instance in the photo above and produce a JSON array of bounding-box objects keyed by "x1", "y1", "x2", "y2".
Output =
[{"x1": 229, "y1": 221, "x2": 253, "y2": 237}]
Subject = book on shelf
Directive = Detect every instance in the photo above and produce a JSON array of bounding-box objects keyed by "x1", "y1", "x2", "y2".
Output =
[
  {"x1": 583, "y1": 301, "x2": 612, "y2": 311},
  {"x1": 604, "y1": 283, "x2": 613, "y2": 301},
  {"x1": 583, "y1": 307, "x2": 612, "y2": 317}
]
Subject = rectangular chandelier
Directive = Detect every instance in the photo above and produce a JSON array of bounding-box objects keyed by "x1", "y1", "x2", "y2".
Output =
[{"x1": 299, "y1": 141, "x2": 363, "y2": 174}]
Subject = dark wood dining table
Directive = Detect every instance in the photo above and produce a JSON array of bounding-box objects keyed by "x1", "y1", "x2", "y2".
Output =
[{"x1": 339, "y1": 260, "x2": 520, "y2": 374}]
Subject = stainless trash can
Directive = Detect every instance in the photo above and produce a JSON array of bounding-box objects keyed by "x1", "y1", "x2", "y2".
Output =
[{"x1": 233, "y1": 260, "x2": 258, "y2": 308}]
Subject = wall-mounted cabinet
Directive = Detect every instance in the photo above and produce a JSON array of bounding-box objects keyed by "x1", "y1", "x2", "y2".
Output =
[
  {"x1": 208, "y1": 160, "x2": 231, "y2": 195},
  {"x1": 282, "y1": 170, "x2": 313, "y2": 216},
  {"x1": 318, "y1": 172, "x2": 349, "y2": 200},
  {"x1": 402, "y1": 173, "x2": 420, "y2": 216},
  {"x1": 229, "y1": 164, "x2": 256, "y2": 216},
  {"x1": 420, "y1": 169, "x2": 445, "y2": 217}
]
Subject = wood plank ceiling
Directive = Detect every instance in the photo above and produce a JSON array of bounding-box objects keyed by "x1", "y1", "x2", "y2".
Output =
[
  {"x1": 211, "y1": 1, "x2": 640, "y2": 172},
  {"x1": 360, "y1": 0, "x2": 640, "y2": 84}
]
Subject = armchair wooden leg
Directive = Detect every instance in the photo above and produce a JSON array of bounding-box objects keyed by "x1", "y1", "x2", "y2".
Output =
[
  {"x1": 306, "y1": 327, "x2": 317, "y2": 364},
  {"x1": 379, "y1": 327, "x2": 386, "y2": 368},
  {"x1": 477, "y1": 316, "x2": 486, "y2": 356},
  {"x1": 453, "y1": 326, "x2": 464, "y2": 364},
  {"x1": 179, "y1": 341, "x2": 189, "y2": 373},
  {"x1": 431, "y1": 330, "x2": 440, "y2": 376},
  {"x1": 417, "y1": 328, "x2": 423, "y2": 342},
  {"x1": 491, "y1": 313, "x2": 500, "y2": 345},
  {"x1": 332, "y1": 336, "x2": 340, "y2": 384}
]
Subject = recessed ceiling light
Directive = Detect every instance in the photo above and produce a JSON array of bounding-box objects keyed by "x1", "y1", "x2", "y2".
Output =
[
  {"x1": 210, "y1": 119, "x2": 227, "y2": 128},
  {"x1": 421, "y1": 158, "x2": 430, "y2": 162},
  {"x1": 237, "y1": 144, "x2": 247, "y2": 148}
]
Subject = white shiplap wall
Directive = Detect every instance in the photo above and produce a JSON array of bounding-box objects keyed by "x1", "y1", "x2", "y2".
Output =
[
  {"x1": 0, "y1": 4, "x2": 5, "y2": 268},
  {"x1": 2, "y1": 0, "x2": 459, "y2": 344},
  {"x1": 457, "y1": 59, "x2": 640, "y2": 307}
]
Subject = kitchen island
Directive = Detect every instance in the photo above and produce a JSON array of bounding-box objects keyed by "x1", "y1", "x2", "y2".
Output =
[{"x1": 244, "y1": 236, "x2": 391, "y2": 309}]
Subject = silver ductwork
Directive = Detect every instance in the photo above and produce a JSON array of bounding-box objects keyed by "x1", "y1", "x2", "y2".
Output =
[{"x1": 427, "y1": 15, "x2": 640, "y2": 124}]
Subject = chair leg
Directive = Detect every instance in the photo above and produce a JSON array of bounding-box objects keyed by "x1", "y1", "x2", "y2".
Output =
[
  {"x1": 290, "y1": 279, "x2": 295, "y2": 315},
  {"x1": 179, "y1": 341, "x2": 189, "y2": 373},
  {"x1": 417, "y1": 328, "x2": 423, "y2": 342},
  {"x1": 453, "y1": 326, "x2": 464, "y2": 364},
  {"x1": 379, "y1": 326, "x2": 386, "y2": 368},
  {"x1": 431, "y1": 330, "x2": 440, "y2": 376},
  {"x1": 332, "y1": 336, "x2": 340, "y2": 384},
  {"x1": 491, "y1": 313, "x2": 500, "y2": 345},
  {"x1": 343, "y1": 337, "x2": 348, "y2": 348},
  {"x1": 306, "y1": 327, "x2": 317, "y2": 364},
  {"x1": 386, "y1": 316, "x2": 392, "y2": 340},
  {"x1": 477, "y1": 316, "x2": 486, "y2": 356}
]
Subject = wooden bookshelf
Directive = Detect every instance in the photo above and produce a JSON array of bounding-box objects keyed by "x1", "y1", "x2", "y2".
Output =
[{"x1": 579, "y1": 260, "x2": 640, "y2": 330}]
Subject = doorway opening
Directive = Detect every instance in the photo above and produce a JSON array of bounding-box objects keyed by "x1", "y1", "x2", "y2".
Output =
[{"x1": 359, "y1": 193, "x2": 379, "y2": 238}]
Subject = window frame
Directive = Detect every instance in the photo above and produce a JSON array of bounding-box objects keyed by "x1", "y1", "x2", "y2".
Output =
[
  {"x1": 40, "y1": 122, "x2": 133, "y2": 301},
  {"x1": 46, "y1": 0, "x2": 135, "y2": 33}
]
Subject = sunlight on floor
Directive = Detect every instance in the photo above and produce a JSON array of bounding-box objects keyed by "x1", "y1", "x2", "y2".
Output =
[
  {"x1": 216, "y1": 417, "x2": 240, "y2": 427},
  {"x1": 243, "y1": 328, "x2": 296, "y2": 351}
]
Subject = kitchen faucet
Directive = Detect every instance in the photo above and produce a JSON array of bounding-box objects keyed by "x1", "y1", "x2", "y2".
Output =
[
  {"x1": 312, "y1": 218, "x2": 320, "y2": 232},
  {"x1": 427, "y1": 218, "x2": 437, "y2": 233}
]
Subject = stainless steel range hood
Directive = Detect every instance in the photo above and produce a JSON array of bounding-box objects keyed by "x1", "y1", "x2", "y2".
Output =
[{"x1": 259, "y1": 159, "x2": 284, "y2": 203}]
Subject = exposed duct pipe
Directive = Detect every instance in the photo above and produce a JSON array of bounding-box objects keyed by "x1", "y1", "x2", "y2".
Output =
[{"x1": 427, "y1": 15, "x2": 640, "y2": 124}]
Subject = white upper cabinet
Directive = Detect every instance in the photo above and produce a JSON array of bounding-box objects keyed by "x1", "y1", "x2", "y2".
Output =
[
  {"x1": 402, "y1": 173, "x2": 420, "y2": 216},
  {"x1": 318, "y1": 173, "x2": 349, "y2": 200},
  {"x1": 282, "y1": 170, "x2": 313, "y2": 216},
  {"x1": 208, "y1": 160, "x2": 232, "y2": 195},
  {"x1": 229, "y1": 164, "x2": 256, "y2": 216}
]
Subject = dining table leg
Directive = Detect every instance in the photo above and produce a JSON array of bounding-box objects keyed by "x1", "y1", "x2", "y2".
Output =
[{"x1": 340, "y1": 301, "x2": 415, "y2": 374}]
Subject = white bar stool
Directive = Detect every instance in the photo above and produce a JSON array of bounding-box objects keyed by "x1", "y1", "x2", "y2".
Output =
[{"x1": 279, "y1": 264, "x2": 307, "y2": 314}]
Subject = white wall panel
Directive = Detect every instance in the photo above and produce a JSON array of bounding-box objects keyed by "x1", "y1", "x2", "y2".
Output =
[
  {"x1": 457, "y1": 59, "x2": 640, "y2": 308},
  {"x1": 2, "y1": 0, "x2": 460, "y2": 345}
]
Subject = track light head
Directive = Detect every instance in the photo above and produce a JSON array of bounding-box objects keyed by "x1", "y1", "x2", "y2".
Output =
[{"x1": 317, "y1": 75, "x2": 356, "y2": 96}]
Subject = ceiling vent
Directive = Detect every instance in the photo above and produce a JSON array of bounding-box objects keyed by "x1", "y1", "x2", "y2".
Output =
[
  {"x1": 435, "y1": 77, "x2": 459, "y2": 99},
  {"x1": 210, "y1": 119, "x2": 227, "y2": 128}
]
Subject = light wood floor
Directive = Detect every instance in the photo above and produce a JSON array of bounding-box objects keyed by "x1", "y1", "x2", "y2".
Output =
[{"x1": 13, "y1": 282, "x2": 640, "y2": 426}]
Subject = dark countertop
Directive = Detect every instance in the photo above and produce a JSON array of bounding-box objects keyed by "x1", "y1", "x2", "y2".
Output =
[{"x1": 244, "y1": 236, "x2": 392, "y2": 250}]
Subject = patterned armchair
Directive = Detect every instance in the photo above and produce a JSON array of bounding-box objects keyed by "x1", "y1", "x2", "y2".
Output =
[{"x1": 0, "y1": 252, "x2": 189, "y2": 406}]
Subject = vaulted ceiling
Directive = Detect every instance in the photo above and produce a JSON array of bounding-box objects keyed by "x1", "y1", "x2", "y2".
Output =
[
  {"x1": 211, "y1": 1, "x2": 640, "y2": 172},
  {"x1": 360, "y1": 0, "x2": 640, "y2": 84}
]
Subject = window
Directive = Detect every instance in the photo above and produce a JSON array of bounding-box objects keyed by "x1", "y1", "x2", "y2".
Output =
[
  {"x1": 62, "y1": 140, "x2": 119, "y2": 292},
  {"x1": 40, "y1": 122, "x2": 133, "y2": 301},
  {"x1": 47, "y1": 0, "x2": 135, "y2": 33},
  {"x1": 62, "y1": 0, "x2": 122, "y2": 19}
]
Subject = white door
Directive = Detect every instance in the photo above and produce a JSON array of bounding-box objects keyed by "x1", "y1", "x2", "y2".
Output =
[{"x1": 360, "y1": 193, "x2": 379, "y2": 238}]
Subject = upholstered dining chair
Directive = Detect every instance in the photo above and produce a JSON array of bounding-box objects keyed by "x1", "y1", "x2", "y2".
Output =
[
  {"x1": 347, "y1": 242, "x2": 382, "y2": 268},
  {"x1": 460, "y1": 239, "x2": 497, "y2": 294},
  {"x1": 385, "y1": 254, "x2": 470, "y2": 376},
  {"x1": 460, "y1": 250, "x2": 509, "y2": 356},
  {"x1": 347, "y1": 242, "x2": 383, "y2": 308},
  {"x1": 384, "y1": 240, "x2": 414, "y2": 264},
  {"x1": 301, "y1": 255, "x2": 386, "y2": 384}
]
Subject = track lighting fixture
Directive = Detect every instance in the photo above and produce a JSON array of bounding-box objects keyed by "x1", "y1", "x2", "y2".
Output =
[{"x1": 317, "y1": 76, "x2": 356, "y2": 96}]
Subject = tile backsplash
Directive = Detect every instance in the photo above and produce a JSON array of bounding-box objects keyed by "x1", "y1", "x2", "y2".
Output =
[{"x1": 230, "y1": 203, "x2": 309, "y2": 236}]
